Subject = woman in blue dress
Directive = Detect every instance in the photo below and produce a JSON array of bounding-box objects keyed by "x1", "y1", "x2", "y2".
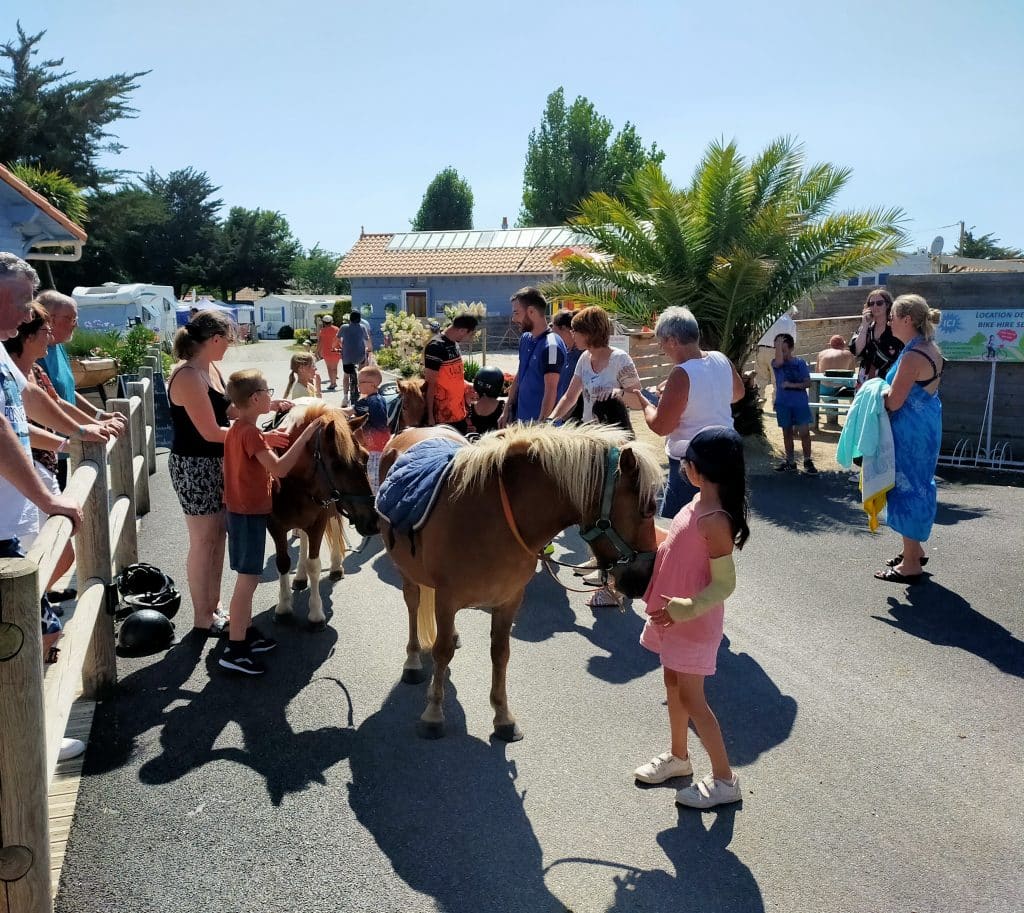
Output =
[{"x1": 875, "y1": 295, "x2": 944, "y2": 584}]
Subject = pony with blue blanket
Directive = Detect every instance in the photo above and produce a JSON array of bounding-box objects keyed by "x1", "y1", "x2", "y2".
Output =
[{"x1": 378, "y1": 423, "x2": 662, "y2": 741}]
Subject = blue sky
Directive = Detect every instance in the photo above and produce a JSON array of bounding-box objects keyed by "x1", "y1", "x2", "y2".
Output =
[{"x1": 7, "y1": 0, "x2": 1023, "y2": 257}]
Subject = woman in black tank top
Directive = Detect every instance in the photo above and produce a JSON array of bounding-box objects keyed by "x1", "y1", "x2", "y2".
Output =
[{"x1": 167, "y1": 312, "x2": 236, "y2": 634}]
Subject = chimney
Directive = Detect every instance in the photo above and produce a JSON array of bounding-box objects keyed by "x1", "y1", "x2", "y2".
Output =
[{"x1": 501, "y1": 216, "x2": 509, "y2": 230}]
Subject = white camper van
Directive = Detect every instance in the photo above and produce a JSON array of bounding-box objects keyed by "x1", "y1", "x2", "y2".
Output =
[{"x1": 72, "y1": 283, "x2": 179, "y2": 344}]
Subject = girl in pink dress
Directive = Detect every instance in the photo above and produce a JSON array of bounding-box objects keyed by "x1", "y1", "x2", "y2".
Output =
[{"x1": 634, "y1": 426, "x2": 750, "y2": 809}]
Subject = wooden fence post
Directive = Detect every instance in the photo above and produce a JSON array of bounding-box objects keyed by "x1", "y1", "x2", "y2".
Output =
[
  {"x1": 138, "y1": 365, "x2": 157, "y2": 475},
  {"x1": 126, "y1": 382, "x2": 150, "y2": 516},
  {"x1": 107, "y1": 398, "x2": 138, "y2": 573},
  {"x1": 70, "y1": 440, "x2": 116, "y2": 700},
  {"x1": 0, "y1": 558, "x2": 52, "y2": 913}
]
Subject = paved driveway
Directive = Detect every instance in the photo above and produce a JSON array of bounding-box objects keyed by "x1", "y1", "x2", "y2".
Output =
[{"x1": 54, "y1": 341, "x2": 1023, "y2": 913}]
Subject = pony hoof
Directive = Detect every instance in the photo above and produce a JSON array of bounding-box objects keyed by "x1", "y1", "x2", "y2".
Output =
[
  {"x1": 401, "y1": 667, "x2": 426, "y2": 684},
  {"x1": 493, "y1": 723, "x2": 524, "y2": 743},
  {"x1": 272, "y1": 611, "x2": 296, "y2": 626},
  {"x1": 291, "y1": 579, "x2": 309, "y2": 591},
  {"x1": 417, "y1": 720, "x2": 445, "y2": 740},
  {"x1": 328, "y1": 570, "x2": 344, "y2": 581},
  {"x1": 307, "y1": 618, "x2": 328, "y2": 631}
]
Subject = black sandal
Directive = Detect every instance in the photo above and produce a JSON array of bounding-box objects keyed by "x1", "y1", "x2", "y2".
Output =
[
  {"x1": 874, "y1": 568, "x2": 924, "y2": 585},
  {"x1": 886, "y1": 553, "x2": 928, "y2": 568}
]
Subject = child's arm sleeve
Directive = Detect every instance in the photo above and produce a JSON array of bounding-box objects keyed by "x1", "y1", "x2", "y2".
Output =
[{"x1": 663, "y1": 554, "x2": 736, "y2": 623}]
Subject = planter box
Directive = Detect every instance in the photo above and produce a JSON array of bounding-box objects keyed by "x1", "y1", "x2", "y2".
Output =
[{"x1": 70, "y1": 357, "x2": 118, "y2": 390}]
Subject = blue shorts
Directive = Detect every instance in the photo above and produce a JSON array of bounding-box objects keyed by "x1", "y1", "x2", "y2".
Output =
[
  {"x1": 0, "y1": 538, "x2": 62, "y2": 636},
  {"x1": 775, "y1": 401, "x2": 812, "y2": 429},
  {"x1": 227, "y1": 513, "x2": 268, "y2": 576}
]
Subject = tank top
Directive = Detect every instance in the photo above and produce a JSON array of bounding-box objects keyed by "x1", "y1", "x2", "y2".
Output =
[
  {"x1": 169, "y1": 365, "x2": 230, "y2": 458},
  {"x1": 665, "y1": 351, "x2": 735, "y2": 459}
]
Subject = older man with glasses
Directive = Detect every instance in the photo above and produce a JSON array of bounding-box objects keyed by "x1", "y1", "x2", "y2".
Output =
[{"x1": 36, "y1": 290, "x2": 125, "y2": 488}]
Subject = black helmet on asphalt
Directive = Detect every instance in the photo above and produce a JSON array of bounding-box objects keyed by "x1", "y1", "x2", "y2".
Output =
[
  {"x1": 117, "y1": 609, "x2": 175, "y2": 656},
  {"x1": 117, "y1": 562, "x2": 175, "y2": 598},
  {"x1": 473, "y1": 366, "x2": 505, "y2": 400},
  {"x1": 121, "y1": 585, "x2": 181, "y2": 621}
]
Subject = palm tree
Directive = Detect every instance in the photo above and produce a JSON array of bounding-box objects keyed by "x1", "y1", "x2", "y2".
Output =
[{"x1": 544, "y1": 137, "x2": 908, "y2": 366}]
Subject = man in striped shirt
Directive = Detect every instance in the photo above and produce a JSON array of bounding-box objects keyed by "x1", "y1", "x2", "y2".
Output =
[{"x1": 500, "y1": 287, "x2": 565, "y2": 426}]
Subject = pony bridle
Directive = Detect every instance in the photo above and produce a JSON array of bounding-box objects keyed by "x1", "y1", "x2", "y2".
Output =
[
  {"x1": 498, "y1": 445, "x2": 656, "y2": 577},
  {"x1": 310, "y1": 424, "x2": 376, "y2": 514},
  {"x1": 578, "y1": 446, "x2": 657, "y2": 571}
]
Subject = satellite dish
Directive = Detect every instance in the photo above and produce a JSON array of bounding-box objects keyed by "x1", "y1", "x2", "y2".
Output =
[{"x1": 929, "y1": 236, "x2": 944, "y2": 256}]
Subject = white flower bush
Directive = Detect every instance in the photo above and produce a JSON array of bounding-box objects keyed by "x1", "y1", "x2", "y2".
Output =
[{"x1": 378, "y1": 310, "x2": 432, "y2": 376}]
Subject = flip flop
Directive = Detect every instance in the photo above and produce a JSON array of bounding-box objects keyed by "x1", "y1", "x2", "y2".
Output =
[
  {"x1": 886, "y1": 553, "x2": 928, "y2": 568},
  {"x1": 46, "y1": 588, "x2": 77, "y2": 603},
  {"x1": 874, "y1": 568, "x2": 924, "y2": 585},
  {"x1": 586, "y1": 588, "x2": 622, "y2": 609}
]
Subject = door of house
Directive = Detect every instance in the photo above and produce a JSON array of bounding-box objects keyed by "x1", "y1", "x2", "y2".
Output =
[{"x1": 403, "y1": 291, "x2": 427, "y2": 318}]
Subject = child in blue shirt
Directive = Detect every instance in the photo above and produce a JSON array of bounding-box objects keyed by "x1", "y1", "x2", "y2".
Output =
[{"x1": 771, "y1": 333, "x2": 817, "y2": 474}]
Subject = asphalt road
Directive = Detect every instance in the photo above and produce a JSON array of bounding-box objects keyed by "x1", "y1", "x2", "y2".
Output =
[{"x1": 54, "y1": 342, "x2": 1024, "y2": 913}]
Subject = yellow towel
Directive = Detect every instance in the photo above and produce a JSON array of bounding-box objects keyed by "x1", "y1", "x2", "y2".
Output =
[{"x1": 861, "y1": 472, "x2": 894, "y2": 533}]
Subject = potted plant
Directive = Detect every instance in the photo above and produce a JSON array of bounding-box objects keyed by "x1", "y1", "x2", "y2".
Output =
[{"x1": 64, "y1": 326, "x2": 120, "y2": 388}]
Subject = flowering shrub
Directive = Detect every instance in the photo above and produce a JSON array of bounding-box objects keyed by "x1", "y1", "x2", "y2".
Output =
[
  {"x1": 378, "y1": 311, "x2": 431, "y2": 377},
  {"x1": 65, "y1": 323, "x2": 157, "y2": 374},
  {"x1": 442, "y1": 300, "x2": 487, "y2": 323}
]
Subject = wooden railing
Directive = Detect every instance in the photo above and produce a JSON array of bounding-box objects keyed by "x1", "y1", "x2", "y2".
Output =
[{"x1": 0, "y1": 362, "x2": 159, "y2": 913}]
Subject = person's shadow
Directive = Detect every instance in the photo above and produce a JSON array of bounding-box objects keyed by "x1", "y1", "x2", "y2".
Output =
[
  {"x1": 90, "y1": 615, "x2": 357, "y2": 806},
  {"x1": 705, "y1": 636, "x2": 798, "y2": 765},
  {"x1": 347, "y1": 674, "x2": 569, "y2": 913},
  {"x1": 875, "y1": 582, "x2": 1024, "y2": 678},
  {"x1": 547, "y1": 806, "x2": 763, "y2": 913}
]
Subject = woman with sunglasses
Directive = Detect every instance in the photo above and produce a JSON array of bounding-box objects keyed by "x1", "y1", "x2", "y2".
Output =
[{"x1": 850, "y1": 289, "x2": 903, "y2": 385}]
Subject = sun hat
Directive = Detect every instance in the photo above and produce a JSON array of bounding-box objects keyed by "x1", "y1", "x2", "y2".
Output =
[{"x1": 322, "y1": 315, "x2": 333, "y2": 324}]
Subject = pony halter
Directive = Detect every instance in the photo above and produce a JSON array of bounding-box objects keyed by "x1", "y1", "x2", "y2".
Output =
[
  {"x1": 310, "y1": 424, "x2": 375, "y2": 513},
  {"x1": 578, "y1": 446, "x2": 657, "y2": 568}
]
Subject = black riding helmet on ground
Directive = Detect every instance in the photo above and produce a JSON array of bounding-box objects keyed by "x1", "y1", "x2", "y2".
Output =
[
  {"x1": 116, "y1": 562, "x2": 175, "y2": 598},
  {"x1": 117, "y1": 609, "x2": 175, "y2": 656}
]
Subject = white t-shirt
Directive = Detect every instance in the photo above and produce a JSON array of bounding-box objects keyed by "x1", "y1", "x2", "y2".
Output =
[
  {"x1": 665, "y1": 351, "x2": 736, "y2": 459},
  {"x1": 0, "y1": 345, "x2": 38, "y2": 540},
  {"x1": 574, "y1": 348, "x2": 641, "y2": 422},
  {"x1": 757, "y1": 311, "x2": 797, "y2": 347}
]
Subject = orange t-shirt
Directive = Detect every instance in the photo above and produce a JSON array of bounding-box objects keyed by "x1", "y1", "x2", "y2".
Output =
[
  {"x1": 223, "y1": 421, "x2": 273, "y2": 514},
  {"x1": 318, "y1": 325, "x2": 340, "y2": 363}
]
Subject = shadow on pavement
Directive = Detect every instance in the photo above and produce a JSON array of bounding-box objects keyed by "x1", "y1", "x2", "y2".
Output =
[
  {"x1": 348, "y1": 675, "x2": 569, "y2": 913},
  {"x1": 748, "y1": 473, "x2": 863, "y2": 533},
  {"x1": 546, "y1": 806, "x2": 763, "y2": 913},
  {"x1": 876, "y1": 582, "x2": 1024, "y2": 678},
  {"x1": 705, "y1": 635, "x2": 798, "y2": 765},
  {"x1": 90, "y1": 616, "x2": 357, "y2": 806}
]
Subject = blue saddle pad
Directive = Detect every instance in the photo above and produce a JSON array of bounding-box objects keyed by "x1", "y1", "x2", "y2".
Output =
[{"x1": 376, "y1": 437, "x2": 463, "y2": 535}]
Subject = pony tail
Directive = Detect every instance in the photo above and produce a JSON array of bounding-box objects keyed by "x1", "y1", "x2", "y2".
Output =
[
  {"x1": 285, "y1": 369, "x2": 296, "y2": 395},
  {"x1": 719, "y1": 476, "x2": 750, "y2": 549}
]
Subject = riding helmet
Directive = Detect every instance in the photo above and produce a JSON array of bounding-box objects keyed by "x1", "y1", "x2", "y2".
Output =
[
  {"x1": 473, "y1": 366, "x2": 505, "y2": 400},
  {"x1": 121, "y1": 585, "x2": 181, "y2": 620},
  {"x1": 116, "y1": 562, "x2": 175, "y2": 598},
  {"x1": 117, "y1": 609, "x2": 175, "y2": 655}
]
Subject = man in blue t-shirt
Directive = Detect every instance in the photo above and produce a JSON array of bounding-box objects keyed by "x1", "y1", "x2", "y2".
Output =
[{"x1": 499, "y1": 288, "x2": 565, "y2": 426}]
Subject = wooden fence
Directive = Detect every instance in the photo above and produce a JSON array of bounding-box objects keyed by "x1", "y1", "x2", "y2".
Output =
[{"x1": 0, "y1": 352, "x2": 161, "y2": 913}]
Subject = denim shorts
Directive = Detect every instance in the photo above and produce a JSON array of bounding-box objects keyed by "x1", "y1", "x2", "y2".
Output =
[
  {"x1": 775, "y1": 401, "x2": 812, "y2": 429},
  {"x1": 227, "y1": 513, "x2": 268, "y2": 576},
  {"x1": 0, "y1": 538, "x2": 62, "y2": 635}
]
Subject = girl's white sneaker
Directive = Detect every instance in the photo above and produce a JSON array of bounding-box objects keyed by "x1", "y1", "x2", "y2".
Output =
[
  {"x1": 633, "y1": 752, "x2": 693, "y2": 784},
  {"x1": 675, "y1": 772, "x2": 741, "y2": 808}
]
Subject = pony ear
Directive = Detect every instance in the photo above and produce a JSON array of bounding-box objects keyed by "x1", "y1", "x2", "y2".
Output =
[
  {"x1": 618, "y1": 446, "x2": 638, "y2": 475},
  {"x1": 348, "y1": 413, "x2": 368, "y2": 432}
]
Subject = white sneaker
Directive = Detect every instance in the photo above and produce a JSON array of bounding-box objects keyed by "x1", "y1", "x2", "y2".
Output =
[
  {"x1": 675, "y1": 772, "x2": 741, "y2": 808},
  {"x1": 633, "y1": 751, "x2": 693, "y2": 784},
  {"x1": 582, "y1": 569, "x2": 605, "y2": 587},
  {"x1": 58, "y1": 737, "x2": 85, "y2": 761}
]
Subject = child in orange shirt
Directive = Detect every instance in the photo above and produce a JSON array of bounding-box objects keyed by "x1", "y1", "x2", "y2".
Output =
[{"x1": 220, "y1": 369, "x2": 318, "y2": 675}]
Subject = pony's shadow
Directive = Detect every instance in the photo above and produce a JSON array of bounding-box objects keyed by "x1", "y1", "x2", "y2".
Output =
[
  {"x1": 705, "y1": 636, "x2": 798, "y2": 765},
  {"x1": 875, "y1": 583, "x2": 1024, "y2": 678},
  {"x1": 594, "y1": 807, "x2": 764, "y2": 913},
  {"x1": 91, "y1": 618, "x2": 355, "y2": 806},
  {"x1": 575, "y1": 604, "x2": 660, "y2": 684},
  {"x1": 338, "y1": 533, "x2": 384, "y2": 572},
  {"x1": 348, "y1": 676, "x2": 568, "y2": 913}
]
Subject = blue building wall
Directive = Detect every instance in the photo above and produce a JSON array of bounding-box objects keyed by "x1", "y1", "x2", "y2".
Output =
[{"x1": 349, "y1": 274, "x2": 555, "y2": 343}]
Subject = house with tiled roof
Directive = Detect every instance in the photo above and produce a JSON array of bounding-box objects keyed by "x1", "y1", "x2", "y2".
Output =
[
  {"x1": 0, "y1": 163, "x2": 87, "y2": 260},
  {"x1": 335, "y1": 226, "x2": 590, "y2": 342}
]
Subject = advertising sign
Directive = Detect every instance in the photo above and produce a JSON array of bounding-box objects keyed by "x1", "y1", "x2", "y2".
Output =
[{"x1": 935, "y1": 309, "x2": 1024, "y2": 362}]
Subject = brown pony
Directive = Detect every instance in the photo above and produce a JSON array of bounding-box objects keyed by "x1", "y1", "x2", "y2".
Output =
[
  {"x1": 393, "y1": 376, "x2": 428, "y2": 431},
  {"x1": 379, "y1": 422, "x2": 662, "y2": 740},
  {"x1": 269, "y1": 400, "x2": 379, "y2": 626}
]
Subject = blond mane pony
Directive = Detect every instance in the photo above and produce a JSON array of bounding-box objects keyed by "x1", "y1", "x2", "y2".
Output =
[
  {"x1": 450, "y1": 422, "x2": 664, "y2": 515},
  {"x1": 277, "y1": 398, "x2": 358, "y2": 461}
]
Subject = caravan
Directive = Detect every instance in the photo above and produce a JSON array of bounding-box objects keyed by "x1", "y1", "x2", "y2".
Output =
[{"x1": 72, "y1": 283, "x2": 179, "y2": 344}]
